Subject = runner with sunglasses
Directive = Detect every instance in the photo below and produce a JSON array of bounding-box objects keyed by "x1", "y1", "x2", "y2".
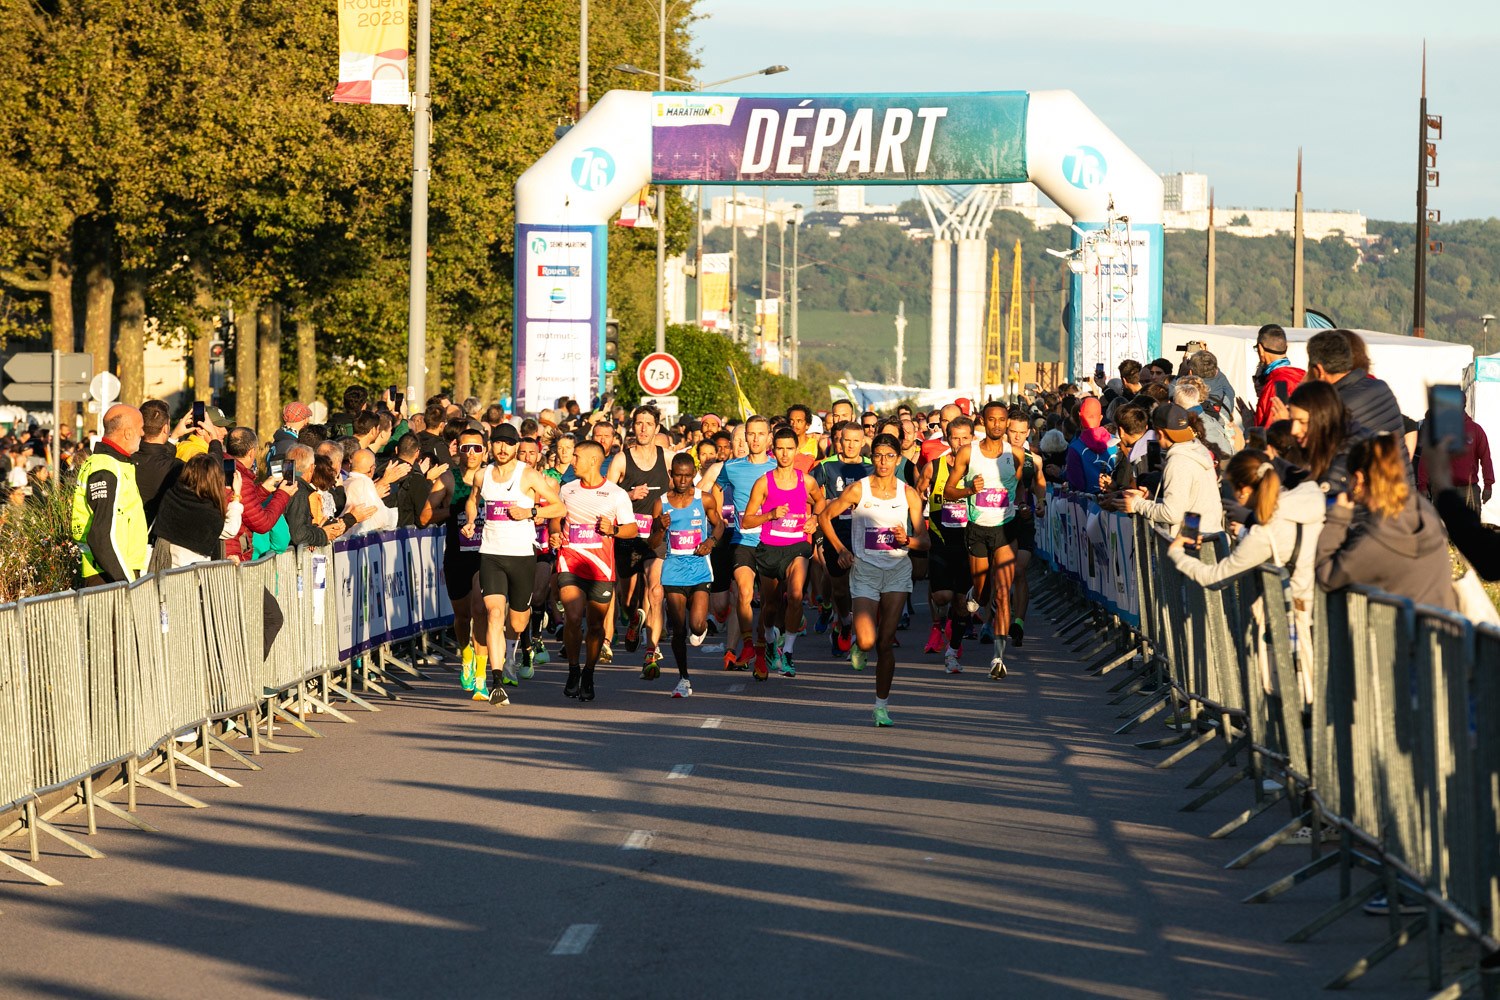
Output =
[{"x1": 448, "y1": 428, "x2": 488, "y2": 694}]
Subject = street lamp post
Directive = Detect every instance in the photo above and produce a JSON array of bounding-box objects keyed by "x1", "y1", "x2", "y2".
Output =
[{"x1": 1484, "y1": 315, "x2": 1495, "y2": 356}]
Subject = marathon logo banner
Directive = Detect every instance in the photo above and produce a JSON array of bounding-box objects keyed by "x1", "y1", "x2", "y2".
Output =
[{"x1": 651, "y1": 92, "x2": 1028, "y2": 184}]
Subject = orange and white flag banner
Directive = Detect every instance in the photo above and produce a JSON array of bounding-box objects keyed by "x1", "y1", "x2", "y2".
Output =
[{"x1": 333, "y1": 0, "x2": 410, "y2": 105}]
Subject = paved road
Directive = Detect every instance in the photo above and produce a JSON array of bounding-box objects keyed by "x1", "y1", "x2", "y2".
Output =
[{"x1": 0, "y1": 590, "x2": 1431, "y2": 998}]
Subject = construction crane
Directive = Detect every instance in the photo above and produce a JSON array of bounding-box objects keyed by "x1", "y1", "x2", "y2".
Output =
[
  {"x1": 982, "y1": 249, "x2": 1003, "y2": 396},
  {"x1": 1006, "y1": 238, "x2": 1024, "y2": 398}
]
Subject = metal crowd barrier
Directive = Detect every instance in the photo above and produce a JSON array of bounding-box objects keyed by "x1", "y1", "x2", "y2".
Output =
[
  {"x1": 1032, "y1": 487, "x2": 1500, "y2": 996},
  {"x1": 0, "y1": 526, "x2": 453, "y2": 888}
]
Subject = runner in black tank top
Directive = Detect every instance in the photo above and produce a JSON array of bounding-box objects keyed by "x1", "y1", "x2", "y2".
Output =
[{"x1": 608, "y1": 404, "x2": 671, "y2": 672}]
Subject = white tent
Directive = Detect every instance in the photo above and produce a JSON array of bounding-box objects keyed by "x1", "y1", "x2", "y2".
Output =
[
  {"x1": 1164, "y1": 323, "x2": 1474, "y2": 422},
  {"x1": 1464, "y1": 353, "x2": 1500, "y2": 524}
]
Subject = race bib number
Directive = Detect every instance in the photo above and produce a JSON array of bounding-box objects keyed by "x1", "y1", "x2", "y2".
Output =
[
  {"x1": 669, "y1": 529, "x2": 701, "y2": 554},
  {"x1": 975, "y1": 487, "x2": 1010, "y2": 510},
  {"x1": 634, "y1": 513, "x2": 654, "y2": 534},
  {"x1": 864, "y1": 526, "x2": 899, "y2": 551},
  {"x1": 535, "y1": 522, "x2": 549, "y2": 548},
  {"x1": 459, "y1": 511, "x2": 482, "y2": 552},
  {"x1": 939, "y1": 502, "x2": 969, "y2": 528},
  {"x1": 721, "y1": 503, "x2": 738, "y2": 527},
  {"x1": 768, "y1": 514, "x2": 806, "y2": 539},
  {"x1": 485, "y1": 499, "x2": 516, "y2": 522},
  {"x1": 568, "y1": 522, "x2": 603, "y2": 548}
]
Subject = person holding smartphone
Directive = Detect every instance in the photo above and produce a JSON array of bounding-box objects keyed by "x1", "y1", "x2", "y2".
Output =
[{"x1": 1104, "y1": 404, "x2": 1223, "y2": 536}]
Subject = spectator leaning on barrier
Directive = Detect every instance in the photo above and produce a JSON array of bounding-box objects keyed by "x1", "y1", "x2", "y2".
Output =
[
  {"x1": 1169, "y1": 448, "x2": 1325, "y2": 609},
  {"x1": 1287, "y1": 380, "x2": 1361, "y2": 496},
  {"x1": 282, "y1": 444, "x2": 360, "y2": 547},
  {"x1": 1110, "y1": 405, "x2": 1156, "y2": 493},
  {"x1": 1316, "y1": 433, "x2": 1456, "y2": 611},
  {"x1": 1110, "y1": 403, "x2": 1223, "y2": 534},
  {"x1": 149, "y1": 454, "x2": 243, "y2": 569},
  {"x1": 1250, "y1": 324, "x2": 1304, "y2": 428},
  {"x1": 224, "y1": 427, "x2": 294, "y2": 562},
  {"x1": 345, "y1": 448, "x2": 398, "y2": 535},
  {"x1": 1064, "y1": 397, "x2": 1114, "y2": 492},
  {"x1": 72, "y1": 403, "x2": 148, "y2": 587}
]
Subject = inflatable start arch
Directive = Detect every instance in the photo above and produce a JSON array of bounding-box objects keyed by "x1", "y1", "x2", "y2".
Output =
[{"x1": 513, "y1": 89, "x2": 1163, "y2": 410}]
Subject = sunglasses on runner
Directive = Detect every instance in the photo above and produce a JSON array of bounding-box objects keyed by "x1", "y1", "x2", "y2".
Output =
[
  {"x1": 459, "y1": 444, "x2": 484, "y2": 454},
  {"x1": 861, "y1": 421, "x2": 877, "y2": 430}
]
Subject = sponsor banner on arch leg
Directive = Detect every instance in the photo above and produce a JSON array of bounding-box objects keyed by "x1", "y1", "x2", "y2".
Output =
[
  {"x1": 651, "y1": 93, "x2": 1028, "y2": 184},
  {"x1": 514, "y1": 223, "x2": 606, "y2": 413}
]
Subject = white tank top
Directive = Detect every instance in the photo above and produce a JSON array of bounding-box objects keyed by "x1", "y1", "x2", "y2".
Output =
[
  {"x1": 852, "y1": 477, "x2": 911, "y2": 566},
  {"x1": 964, "y1": 440, "x2": 1018, "y2": 527},
  {"x1": 479, "y1": 463, "x2": 535, "y2": 556}
]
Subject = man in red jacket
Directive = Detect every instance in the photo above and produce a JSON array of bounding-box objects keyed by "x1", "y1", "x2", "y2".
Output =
[
  {"x1": 225, "y1": 427, "x2": 296, "y2": 561},
  {"x1": 1252, "y1": 324, "x2": 1304, "y2": 427}
]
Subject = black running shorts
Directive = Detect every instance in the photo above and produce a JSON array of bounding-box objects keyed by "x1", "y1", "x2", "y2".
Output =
[
  {"x1": 444, "y1": 550, "x2": 479, "y2": 601},
  {"x1": 754, "y1": 541, "x2": 812, "y2": 580},
  {"x1": 479, "y1": 553, "x2": 536, "y2": 606},
  {"x1": 966, "y1": 520, "x2": 1020, "y2": 560},
  {"x1": 556, "y1": 571, "x2": 615, "y2": 605}
]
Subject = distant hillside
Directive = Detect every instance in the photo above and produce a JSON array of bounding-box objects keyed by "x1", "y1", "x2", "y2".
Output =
[{"x1": 703, "y1": 212, "x2": 1500, "y2": 384}]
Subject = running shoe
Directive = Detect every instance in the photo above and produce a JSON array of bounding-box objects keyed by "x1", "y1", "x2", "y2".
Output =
[
  {"x1": 688, "y1": 627, "x2": 707, "y2": 647},
  {"x1": 780, "y1": 654, "x2": 796, "y2": 678},
  {"x1": 1363, "y1": 890, "x2": 1425, "y2": 916},
  {"x1": 964, "y1": 589, "x2": 980, "y2": 614},
  {"x1": 814, "y1": 602, "x2": 834, "y2": 633},
  {"x1": 624, "y1": 609, "x2": 644, "y2": 652},
  {"x1": 519, "y1": 658, "x2": 535, "y2": 680},
  {"x1": 850, "y1": 644, "x2": 867, "y2": 671},
  {"x1": 836, "y1": 627, "x2": 853, "y2": 654},
  {"x1": 460, "y1": 644, "x2": 476, "y2": 691},
  {"x1": 641, "y1": 649, "x2": 663, "y2": 680},
  {"x1": 531, "y1": 636, "x2": 550, "y2": 665},
  {"x1": 964, "y1": 624, "x2": 979, "y2": 641},
  {"x1": 488, "y1": 685, "x2": 510, "y2": 706},
  {"x1": 736, "y1": 637, "x2": 757, "y2": 665},
  {"x1": 873, "y1": 705, "x2": 893, "y2": 727},
  {"x1": 472, "y1": 674, "x2": 491, "y2": 701},
  {"x1": 722, "y1": 650, "x2": 738, "y2": 670},
  {"x1": 599, "y1": 644, "x2": 614, "y2": 665},
  {"x1": 1009, "y1": 617, "x2": 1025, "y2": 648},
  {"x1": 671, "y1": 678, "x2": 692, "y2": 699},
  {"x1": 579, "y1": 672, "x2": 595, "y2": 702},
  {"x1": 897, "y1": 610, "x2": 910, "y2": 631},
  {"x1": 500, "y1": 658, "x2": 519, "y2": 686},
  {"x1": 988, "y1": 656, "x2": 1007, "y2": 680},
  {"x1": 753, "y1": 646, "x2": 769, "y2": 681},
  {"x1": 564, "y1": 665, "x2": 582, "y2": 699},
  {"x1": 923, "y1": 625, "x2": 943, "y2": 654},
  {"x1": 944, "y1": 649, "x2": 963, "y2": 674}
]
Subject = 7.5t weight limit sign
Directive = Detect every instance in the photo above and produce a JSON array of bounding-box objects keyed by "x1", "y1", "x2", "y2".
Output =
[{"x1": 636, "y1": 352, "x2": 682, "y2": 397}]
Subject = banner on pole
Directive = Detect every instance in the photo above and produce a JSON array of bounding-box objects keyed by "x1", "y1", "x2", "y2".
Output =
[
  {"x1": 699, "y1": 253, "x2": 732, "y2": 330},
  {"x1": 333, "y1": 0, "x2": 411, "y2": 105}
]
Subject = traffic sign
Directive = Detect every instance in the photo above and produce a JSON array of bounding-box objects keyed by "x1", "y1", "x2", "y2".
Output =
[
  {"x1": 2, "y1": 383, "x2": 90, "y2": 403},
  {"x1": 653, "y1": 395, "x2": 680, "y2": 423},
  {"x1": 4, "y1": 352, "x2": 92, "y2": 384},
  {"x1": 636, "y1": 352, "x2": 683, "y2": 396},
  {"x1": 90, "y1": 371, "x2": 120, "y2": 403}
]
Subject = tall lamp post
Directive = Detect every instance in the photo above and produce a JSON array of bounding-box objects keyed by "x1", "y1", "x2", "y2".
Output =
[
  {"x1": 615, "y1": 60, "x2": 787, "y2": 354},
  {"x1": 1484, "y1": 314, "x2": 1495, "y2": 357}
]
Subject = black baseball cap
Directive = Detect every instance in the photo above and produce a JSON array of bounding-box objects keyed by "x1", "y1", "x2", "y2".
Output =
[
  {"x1": 1151, "y1": 403, "x2": 1196, "y2": 444},
  {"x1": 491, "y1": 423, "x2": 520, "y2": 444}
]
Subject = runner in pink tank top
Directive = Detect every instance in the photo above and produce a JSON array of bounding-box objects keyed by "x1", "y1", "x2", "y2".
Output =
[{"x1": 740, "y1": 427, "x2": 827, "y2": 679}]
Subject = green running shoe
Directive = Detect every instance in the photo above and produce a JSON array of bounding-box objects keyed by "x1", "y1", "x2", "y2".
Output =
[
  {"x1": 472, "y1": 675, "x2": 491, "y2": 701},
  {"x1": 780, "y1": 654, "x2": 796, "y2": 678},
  {"x1": 530, "y1": 637, "x2": 550, "y2": 666},
  {"x1": 850, "y1": 644, "x2": 867, "y2": 672},
  {"x1": 460, "y1": 643, "x2": 476, "y2": 691},
  {"x1": 873, "y1": 705, "x2": 893, "y2": 726},
  {"x1": 519, "y1": 660, "x2": 535, "y2": 680}
]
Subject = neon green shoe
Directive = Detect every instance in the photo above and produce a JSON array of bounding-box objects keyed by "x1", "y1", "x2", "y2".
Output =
[
  {"x1": 472, "y1": 674, "x2": 491, "y2": 701},
  {"x1": 519, "y1": 660, "x2": 535, "y2": 680},
  {"x1": 850, "y1": 644, "x2": 867, "y2": 672},
  {"x1": 460, "y1": 643, "x2": 476, "y2": 691},
  {"x1": 873, "y1": 705, "x2": 893, "y2": 726},
  {"x1": 530, "y1": 637, "x2": 550, "y2": 666}
]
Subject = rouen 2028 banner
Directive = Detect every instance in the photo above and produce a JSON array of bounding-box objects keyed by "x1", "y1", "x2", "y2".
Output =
[{"x1": 651, "y1": 93, "x2": 1029, "y2": 184}]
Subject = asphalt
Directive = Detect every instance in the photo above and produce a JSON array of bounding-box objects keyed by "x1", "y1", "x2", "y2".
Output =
[{"x1": 0, "y1": 584, "x2": 1445, "y2": 999}]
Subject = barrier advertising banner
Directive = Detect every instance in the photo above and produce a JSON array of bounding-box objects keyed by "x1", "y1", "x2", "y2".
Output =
[
  {"x1": 332, "y1": 0, "x2": 410, "y2": 105},
  {"x1": 333, "y1": 527, "x2": 451, "y2": 662},
  {"x1": 1035, "y1": 489, "x2": 1138, "y2": 626},
  {"x1": 651, "y1": 93, "x2": 1028, "y2": 184},
  {"x1": 513, "y1": 224, "x2": 606, "y2": 412}
]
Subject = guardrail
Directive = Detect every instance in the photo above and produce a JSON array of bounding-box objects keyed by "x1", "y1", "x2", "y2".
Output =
[
  {"x1": 1031, "y1": 488, "x2": 1500, "y2": 996},
  {"x1": 0, "y1": 526, "x2": 454, "y2": 887}
]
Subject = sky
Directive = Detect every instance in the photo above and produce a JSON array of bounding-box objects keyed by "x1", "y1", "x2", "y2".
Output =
[{"x1": 672, "y1": 0, "x2": 1500, "y2": 221}]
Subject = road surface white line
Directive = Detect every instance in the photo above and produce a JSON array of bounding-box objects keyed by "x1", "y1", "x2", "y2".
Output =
[
  {"x1": 550, "y1": 924, "x2": 598, "y2": 955},
  {"x1": 701, "y1": 717, "x2": 722, "y2": 729},
  {"x1": 622, "y1": 830, "x2": 653, "y2": 850},
  {"x1": 667, "y1": 764, "x2": 694, "y2": 779}
]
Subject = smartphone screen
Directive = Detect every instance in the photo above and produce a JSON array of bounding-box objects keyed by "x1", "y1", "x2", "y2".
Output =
[
  {"x1": 1146, "y1": 440, "x2": 1162, "y2": 469},
  {"x1": 1273, "y1": 381, "x2": 1289, "y2": 403},
  {"x1": 392, "y1": 392, "x2": 404, "y2": 414},
  {"x1": 1182, "y1": 511, "x2": 1202, "y2": 551},
  {"x1": 1094, "y1": 363, "x2": 1106, "y2": 378},
  {"x1": 1428, "y1": 384, "x2": 1465, "y2": 449},
  {"x1": 222, "y1": 458, "x2": 237, "y2": 483},
  {"x1": 282, "y1": 459, "x2": 297, "y2": 483},
  {"x1": 193, "y1": 401, "x2": 206, "y2": 426}
]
